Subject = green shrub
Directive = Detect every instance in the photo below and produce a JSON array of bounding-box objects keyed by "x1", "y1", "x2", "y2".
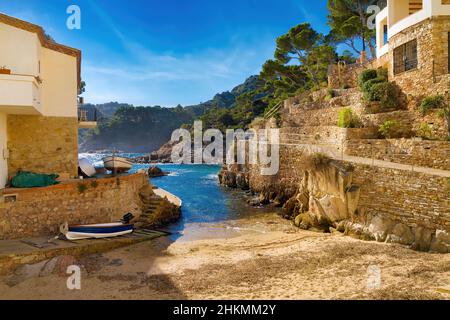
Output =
[
  {"x1": 325, "y1": 89, "x2": 336, "y2": 100},
  {"x1": 437, "y1": 108, "x2": 448, "y2": 119},
  {"x1": 364, "y1": 81, "x2": 399, "y2": 110},
  {"x1": 358, "y1": 67, "x2": 399, "y2": 111},
  {"x1": 362, "y1": 77, "x2": 385, "y2": 99},
  {"x1": 338, "y1": 107, "x2": 359, "y2": 128},
  {"x1": 358, "y1": 69, "x2": 378, "y2": 89},
  {"x1": 376, "y1": 68, "x2": 388, "y2": 81},
  {"x1": 417, "y1": 123, "x2": 433, "y2": 140},
  {"x1": 78, "y1": 183, "x2": 88, "y2": 193},
  {"x1": 378, "y1": 120, "x2": 401, "y2": 139},
  {"x1": 419, "y1": 95, "x2": 445, "y2": 115}
]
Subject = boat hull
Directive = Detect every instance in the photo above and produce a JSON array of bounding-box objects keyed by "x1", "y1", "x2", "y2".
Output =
[
  {"x1": 102, "y1": 156, "x2": 132, "y2": 173},
  {"x1": 78, "y1": 158, "x2": 96, "y2": 177},
  {"x1": 64, "y1": 223, "x2": 134, "y2": 240}
]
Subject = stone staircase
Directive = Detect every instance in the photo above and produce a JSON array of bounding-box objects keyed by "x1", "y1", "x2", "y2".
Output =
[
  {"x1": 135, "y1": 195, "x2": 167, "y2": 227},
  {"x1": 134, "y1": 184, "x2": 181, "y2": 228}
]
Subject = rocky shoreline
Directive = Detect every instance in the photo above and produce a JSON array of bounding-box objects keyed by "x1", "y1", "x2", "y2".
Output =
[{"x1": 218, "y1": 164, "x2": 449, "y2": 253}]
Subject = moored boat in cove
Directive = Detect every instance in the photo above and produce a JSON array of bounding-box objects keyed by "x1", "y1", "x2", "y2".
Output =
[{"x1": 103, "y1": 155, "x2": 133, "y2": 173}]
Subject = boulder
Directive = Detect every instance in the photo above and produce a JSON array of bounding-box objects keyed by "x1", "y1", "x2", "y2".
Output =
[
  {"x1": 236, "y1": 173, "x2": 249, "y2": 190},
  {"x1": 258, "y1": 192, "x2": 270, "y2": 205},
  {"x1": 430, "y1": 229, "x2": 450, "y2": 253},
  {"x1": 317, "y1": 195, "x2": 348, "y2": 223},
  {"x1": 412, "y1": 227, "x2": 433, "y2": 252},
  {"x1": 53, "y1": 255, "x2": 78, "y2": 276},
  {"x1": 294, "y1": 213, "x2": 316, "y2": 230},
  {"x1": 247, "y1": 197, "x2": 261, "y2": 206},
  {"x1": 308, "y1": 197, "x2": 326, "y2": 222},
  {"x1": 39, "y1": 257, "x2": 59, "y2": 277},
  {"x1": 148, "y1": 166, "x2": 167, "y2": 178},
  {"x1": 220, "y1": 170, "x2": 237, "y2": 188},
  {"x1": 367, "y1": 216, "x2": 395, "y2": 242},
  {"x1": 282, "y1": 196, "x2": 300, "y2": 219},
  {"x1": 387, "y1": 223, "x2": 415, "y2": 245}
]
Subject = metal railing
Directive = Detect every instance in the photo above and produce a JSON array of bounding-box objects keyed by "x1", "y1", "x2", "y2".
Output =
[
  {"x1": 264, "y1": 101, "x2": 283, "y2": 120},
  {"x1": 78, "y1": 107, "x2": 97, "y2": 122}
]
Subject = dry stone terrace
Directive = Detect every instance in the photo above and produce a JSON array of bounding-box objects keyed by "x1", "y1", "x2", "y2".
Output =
[{"x1": 221, "y1": 67, "x2": 450, "y2": 252}]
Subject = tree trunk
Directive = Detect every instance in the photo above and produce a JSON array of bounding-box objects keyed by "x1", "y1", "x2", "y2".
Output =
[
  {"x1": 357, "y1": 1, "x2": 366, "y2": 52},
  {"x1": 367, "y1": 40, "x2": 376, "y2": 60}
]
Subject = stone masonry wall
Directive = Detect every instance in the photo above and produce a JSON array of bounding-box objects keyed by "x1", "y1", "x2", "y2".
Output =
[
  {"x1": 345, "y1": 139, "x2": 450, "y2": 170},
  {"x1": 328, "y1": 55, "x2": 390, "y2": 90},
  {"x1": 389, "y1": 17, "x2": 450, "y2": 97},
  {"x1": 0, "y1": 173, "x2": 148, "y2": 240},
  {"x1": 243, "y1": 139, "x2": 450, "y2": 251},
  {"x1": 7, "y1": 115, "x2": 79, "y2": 180},
  {"x1": 280, "y1": 126, "x2": 379, "y2": 147},
  {"x1": 351, "y1": 164, "x2": 450, "y2": 234}
]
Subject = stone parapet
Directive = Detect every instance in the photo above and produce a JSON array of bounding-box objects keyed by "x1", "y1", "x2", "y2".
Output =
[
  {"x1": 344, "y1": 139, "x2": 450, "y2": 170},
  {"x1": 0, "y1": 173, "x2": 149, "y2": 240}
]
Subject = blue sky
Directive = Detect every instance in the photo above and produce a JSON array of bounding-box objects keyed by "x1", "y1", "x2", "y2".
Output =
[{"x1": 1, "y1": 0, "x2": 332, "y2": 107}]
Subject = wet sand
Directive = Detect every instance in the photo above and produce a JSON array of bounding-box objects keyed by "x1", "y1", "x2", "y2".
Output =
[{"x1": 0, "y1": 212, "x2": 449, "y2": 300}]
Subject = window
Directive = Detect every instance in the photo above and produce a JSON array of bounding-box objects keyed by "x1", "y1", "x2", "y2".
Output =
[
  {"x1": 383, "y1": 25, "x2": 388, "y2": 46},
  {"x1": 393, "y1": 39, "x2": 418, "y2": 75}
]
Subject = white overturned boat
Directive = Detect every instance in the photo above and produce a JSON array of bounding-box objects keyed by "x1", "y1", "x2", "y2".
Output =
[
  {"x1": 102, "y1": 155, "x2": 132, "y2": 173},
  {"x1": 78, "y1": 158, "x2": 96, "y2": 177},
  {"x1": 60, "y1": 223, "x2": 133, "y2": 240}
]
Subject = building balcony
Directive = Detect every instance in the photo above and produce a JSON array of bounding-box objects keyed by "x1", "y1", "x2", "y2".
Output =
[
  {"x1": 78, "y1": 106, "x2": 98, "y2": 128},
  {"x1": 0, "y1": 74, "x2": 42, "y2": 115},
  {"x1": 388, "y1": 0, "x2": 450, "y2": 40}
]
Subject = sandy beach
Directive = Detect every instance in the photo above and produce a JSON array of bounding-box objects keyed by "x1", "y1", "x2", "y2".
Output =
[{"x1": 0, "y1": 212, "x2": 449, "y2": 300}]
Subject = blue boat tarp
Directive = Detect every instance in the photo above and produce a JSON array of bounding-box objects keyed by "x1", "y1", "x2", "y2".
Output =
[{"x1": 11, "y1": 171, "x2": 60, "y2": 188}]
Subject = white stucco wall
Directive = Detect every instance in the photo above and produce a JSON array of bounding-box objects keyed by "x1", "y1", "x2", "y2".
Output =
[
  {"x1": 40, "y1": 48, "x2": 78, "y2": 118},
  {"x1": 387, "y1": 0, "x2": 450, "y2": 39},
  {"x1": 0, "y1": 23, "x2": 40, "y2": 76},
  {"x1": 0, "y1": 22, "x2": 78, "y2": 118},
  {"x1": 0, "y1": 112, "x2": 7, "y2": 189}
]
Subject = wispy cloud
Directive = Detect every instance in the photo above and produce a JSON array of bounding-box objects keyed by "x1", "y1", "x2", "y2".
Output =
[
  {"x1": 82, "y1": 40, "x2": 273, "y2": 106},
  {"x1": 78, "y1": 1, "x2": 276, "y2": 106},
  {"x1": 82, "y1": 23, "x2": 274, "y2": 106}
]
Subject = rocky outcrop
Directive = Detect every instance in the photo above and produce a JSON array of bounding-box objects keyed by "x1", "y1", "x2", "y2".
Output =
[
  {"x1": 218, "y1": 166, "x2": 250, "y2": 190},
  {"x1": 152, "y1": 141, "x2": 177, "y2": 163},
  {"x1": 148, "y1": 166, "x2": 168, "y2": 178},
  {"x1": 279, "y1": 162, "x2": 361, "y2": 232}
]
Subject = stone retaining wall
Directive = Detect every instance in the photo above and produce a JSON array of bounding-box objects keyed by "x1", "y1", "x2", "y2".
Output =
[
  {"x1": 328, "y1": 56, "x2": 390, "y2": 90},
  {"x1": 345, "y1": 139, "x2": 450, "y2": 170},
  {"x1": 351, "y1": 164, "x2": 450, "y2": 233},
  {"x1": 0, "y1": 173, "x2": 148, "y2": 240},
  {"x1": 280, "y1": 126, "x2": 379, "y2": 147},
  {"x1": 240, "y1": 139, "x2": 450, "y2": 252}
]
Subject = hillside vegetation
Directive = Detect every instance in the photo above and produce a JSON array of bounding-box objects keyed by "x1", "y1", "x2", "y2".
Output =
[{"x1": 80, "y1": 0, "x2": 383, "y2": 152}]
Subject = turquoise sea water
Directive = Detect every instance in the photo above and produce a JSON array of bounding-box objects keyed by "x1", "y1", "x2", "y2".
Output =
[{"x1": 79, "y1": 153, "x2": 276, "y2": 239}]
